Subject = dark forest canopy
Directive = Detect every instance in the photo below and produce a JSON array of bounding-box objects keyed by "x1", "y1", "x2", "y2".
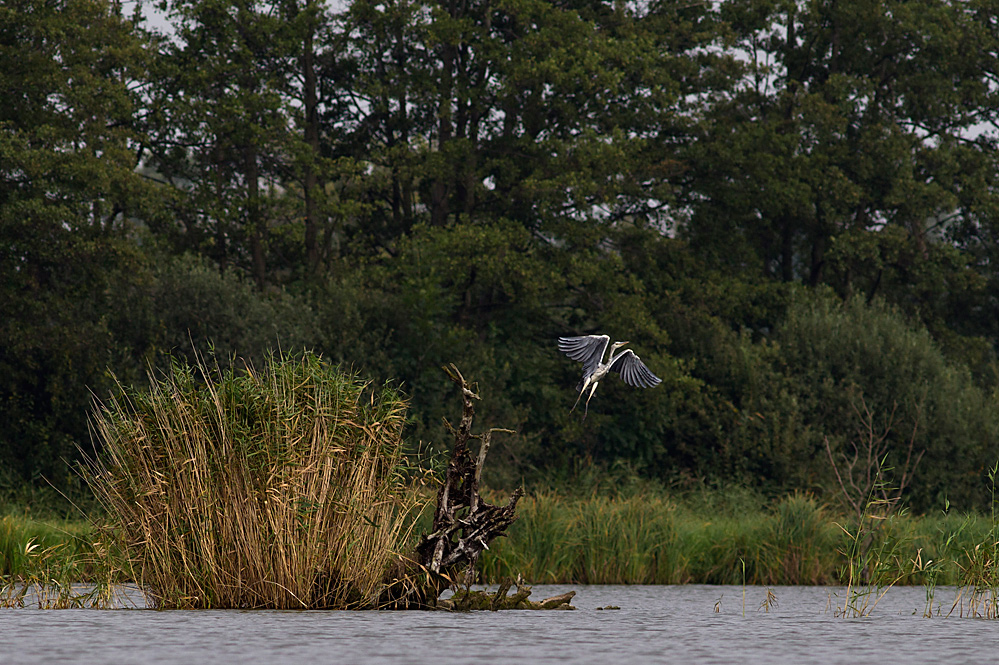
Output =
[{"x1": 2, "y1": 0, "x2": 999, "y2": 511}]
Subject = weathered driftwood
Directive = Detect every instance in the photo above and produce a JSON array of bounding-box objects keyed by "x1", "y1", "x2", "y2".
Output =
[
  {"x1": 443, "y1": 582, "x2": 576, "y2": 611},
  {"x1": 377, "y1": 364, "x2": 523, "y2": 609}
]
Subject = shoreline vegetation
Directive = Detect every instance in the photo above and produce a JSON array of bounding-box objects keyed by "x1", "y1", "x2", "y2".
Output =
[
  {"x1": 7, "y1": 4, "x2": 999, "y2": 615},
  {"x1": 480, "y1": 491, "x2": 998, "y2": 588},
  {"x1": 4, "y1": 490, "x2": 997, "y2": 589}
]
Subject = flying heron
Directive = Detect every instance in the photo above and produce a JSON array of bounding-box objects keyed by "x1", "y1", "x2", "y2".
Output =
[{"x1": 558, "y1": 334, "x2": 662, "y2": 418}]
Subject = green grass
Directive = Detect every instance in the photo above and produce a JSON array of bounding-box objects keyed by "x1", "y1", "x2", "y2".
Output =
[
  {"x1": 480, "y1": 492, "x2": 836, "y2": 584},
  {"x1": 0, "y1": 513, "x2": 99, "y2": 608},
  {"x1": 479, "y1": 491, "x2": 998, "y2": 588},
  {"x1": 0, "y1": 513, "x2": 93, "y2": 578}
]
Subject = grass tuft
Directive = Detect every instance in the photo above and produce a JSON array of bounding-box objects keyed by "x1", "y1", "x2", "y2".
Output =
[{"x1": 0, "y1": 514, "x2": 96, "y2": 608}]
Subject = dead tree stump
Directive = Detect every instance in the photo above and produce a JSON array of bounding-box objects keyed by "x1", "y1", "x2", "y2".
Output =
[{"x1": 377, "y1": 364, "x2": 522, "y2": 609}]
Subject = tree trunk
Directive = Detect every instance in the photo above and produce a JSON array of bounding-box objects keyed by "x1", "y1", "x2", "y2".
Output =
[
  {"x1": 302, "y1": 15, "x2": 321, "y2": 277},
  {"x1": 431, "y1": 41, "x2": 455, "y2": 227},
  {"x1": 377, "y1": 364, "x2": 522, "y2": 609},
  {"x1": 245, "y1": 142, "x2": 266, "y2": 289}
]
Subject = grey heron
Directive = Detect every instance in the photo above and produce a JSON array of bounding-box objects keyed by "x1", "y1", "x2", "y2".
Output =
[{"x1": 558, "y1": 334, "x2": 662, "y2": 418}]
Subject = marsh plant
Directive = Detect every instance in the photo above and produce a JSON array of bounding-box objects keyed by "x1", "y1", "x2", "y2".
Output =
[
  {"x1": 85, "y1": 352, "x2": 425, "y2": 609},
  {"x1": 822, "y1": 396, "x2": 924, "y2": 617},
  {"x1": 951, "y1": 462, "x2": 999, "y2": 618},
  {"x1": 478, "y1": 492, "x2": 682, "y2": 584},
  {"x1": 828, "y1": 453, "x2": 923, "y2": 618},
  {"x1": 759, "y1": 587, "x2": 778, "y2": 613},
  {"x1": 1, "y1": 540, "x2": 92, "y2": 609},
  {"x1": 0, "y1": 515, "x2": 100, "y2": 609}
]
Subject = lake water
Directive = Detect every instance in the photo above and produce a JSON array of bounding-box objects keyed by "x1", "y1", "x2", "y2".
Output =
[{"x1": 3, "y1": 585, "x2": 999, "y2": 664}]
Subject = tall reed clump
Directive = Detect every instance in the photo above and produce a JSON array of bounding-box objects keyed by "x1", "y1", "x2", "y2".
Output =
[{"x1": 85, "y1": 353, "x2": 423, "y2": 609}]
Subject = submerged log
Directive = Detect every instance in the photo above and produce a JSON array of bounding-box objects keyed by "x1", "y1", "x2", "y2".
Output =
[{"x1": 377, "y1": 365, "x2": 523, "y2": 609}]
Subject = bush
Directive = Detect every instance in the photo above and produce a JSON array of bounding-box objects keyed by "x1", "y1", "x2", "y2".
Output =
[
  {"x1": 0, "y1": 251, "x2": 323, "y2": 492},
  {"x1": 774, "y1": 296, "x2": 999, "y2": 510},
  {"x1": 114, "y1": 253, "x2": 321, "y2": 374}
]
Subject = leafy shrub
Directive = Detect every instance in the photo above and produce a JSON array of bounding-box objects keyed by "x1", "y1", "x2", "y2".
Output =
[{"x1": 774, "y1": 296, "x2": 998, "y2": 510}]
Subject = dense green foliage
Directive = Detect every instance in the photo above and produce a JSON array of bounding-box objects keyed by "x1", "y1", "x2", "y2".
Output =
[{"x1": 3, "y1": 0, "x2": 999, "y2": 511}]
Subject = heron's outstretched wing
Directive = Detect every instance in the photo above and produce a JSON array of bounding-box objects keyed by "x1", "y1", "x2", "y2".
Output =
[
  {"x1": 558, "y1": 335, "x2": 609, "y2": 381},
  {"x1": 609, "y1": 350, "x2": 662, "y2": 388}
]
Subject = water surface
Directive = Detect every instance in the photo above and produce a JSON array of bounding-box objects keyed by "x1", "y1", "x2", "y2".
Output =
[{"x1": 3, "y1": 585, "x2": 998, "y2": 664}]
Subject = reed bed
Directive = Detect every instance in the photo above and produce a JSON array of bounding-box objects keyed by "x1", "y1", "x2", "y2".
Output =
[
  {"x1": 479, "y1": 492, "x2": 998, "y2": 589},
  {"x1": 480, "y1": 492, "x2": 840, "y2": 585},
  {"x1": 84, "y1": 353, "x2": 424, "y2": 609}
]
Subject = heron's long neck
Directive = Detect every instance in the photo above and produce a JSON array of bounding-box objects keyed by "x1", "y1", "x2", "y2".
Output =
[{"x1": 607, "y1": 345, "x2": 625, "y2": 364}]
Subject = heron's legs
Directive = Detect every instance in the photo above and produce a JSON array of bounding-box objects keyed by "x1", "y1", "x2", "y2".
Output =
[
  {"x1": 570, "y1": 378, "x2": 590, "y2": 413},
  {"x1": 582, "y1": 382, "x2": 599, "y2": 420}
]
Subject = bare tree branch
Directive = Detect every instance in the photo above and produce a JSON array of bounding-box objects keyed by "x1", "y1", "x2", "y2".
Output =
[{"x1": 376, "y1": 364, "x2": 522, "y2": 609}]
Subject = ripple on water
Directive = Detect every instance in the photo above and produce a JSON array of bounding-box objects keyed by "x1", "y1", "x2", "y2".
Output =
[{"x1": 3, "y1": 585, "x2": 998, "y2": 665}]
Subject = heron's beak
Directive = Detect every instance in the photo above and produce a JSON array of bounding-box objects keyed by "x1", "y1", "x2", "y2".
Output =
[{"x1": 620, "y1": 341, "x2": 630, "y2": 346}]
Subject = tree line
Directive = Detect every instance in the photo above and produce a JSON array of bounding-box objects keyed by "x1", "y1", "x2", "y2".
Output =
[{"x1": 2, "y1": 0, "x2": 999, "y2": 510}]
